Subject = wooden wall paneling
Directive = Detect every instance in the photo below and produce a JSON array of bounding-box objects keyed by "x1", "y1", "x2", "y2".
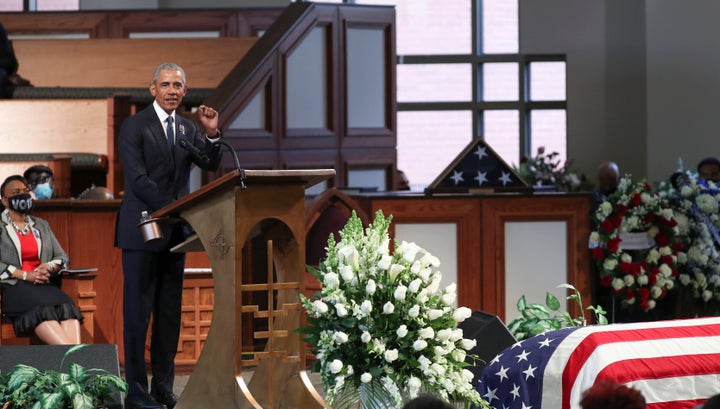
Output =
[
  {"x1": 107, "y1": 94, "x2": 132, "y2": 197},
  {"x1": 64, "y1": 201, "x2": 124, "y2": 350},
  {"x1": 108, "y1": 10, "x2": 240, "y2": 38},
  {"x1": 339, "y1": 6, "x2": 396, "y2": 146},
  {"x1": 341, "y1": 147, "x2": 396, "y2": 191},
  {"x1": 236, "y1": 11, "x2": 286, "y2": 37},
  {"x1": 32, "y1": 200, "x2": 123, "y2": 349},
  {"x1": 280, "y1": 7, "x2": 340, "y2": 150},
  {"x1": 480, "y1": 195, "x2": 592, "y2": 321},
  {"x1": 369, "y1": 197, "x2": 483, "y2": 312},
  {"x1": 226, "y1": 149, "x2": 279, "y2": 173},
  {"x1": 2, "y1": 13, "x2": 109, "y2": 38},
  {"x1": 221, "y1": 69, "x2": 278, "y2": 149}
]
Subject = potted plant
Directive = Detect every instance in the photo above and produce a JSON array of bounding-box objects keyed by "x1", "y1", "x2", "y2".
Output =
[{"x1": 0, "y1": 344, "x2": 127, "y2": 409}]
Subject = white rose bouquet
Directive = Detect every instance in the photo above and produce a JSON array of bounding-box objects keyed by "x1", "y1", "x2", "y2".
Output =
[{"x1": 300, "y1": 210, "x2": 487, "y2": 408}]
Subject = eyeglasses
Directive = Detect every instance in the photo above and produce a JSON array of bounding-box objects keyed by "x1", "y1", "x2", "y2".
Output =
[{"x1": 28, "y1": 174, "x2": 53, "y2": 188}]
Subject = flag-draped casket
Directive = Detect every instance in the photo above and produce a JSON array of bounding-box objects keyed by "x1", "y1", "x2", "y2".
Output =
[{"x1": 477, "y1": 317, "x2": 720, "y2": 409}]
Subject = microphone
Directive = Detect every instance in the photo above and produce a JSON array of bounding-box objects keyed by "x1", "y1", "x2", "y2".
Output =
[
  {"x1": 215, "y1": 139, "x2": 247, "y2": 190},
  {"x1": 178, "y1": 138, "x2": 210, "y2": 166}
]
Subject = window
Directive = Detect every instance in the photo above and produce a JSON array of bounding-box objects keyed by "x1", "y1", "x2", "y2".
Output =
[{"x1": 347, "y1": 0, "x2": 567, "y2": 190}]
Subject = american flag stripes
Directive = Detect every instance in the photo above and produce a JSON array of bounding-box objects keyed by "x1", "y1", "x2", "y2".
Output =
[{"x1": 477, "y1": 317, "x2": 720, "y2": 409}]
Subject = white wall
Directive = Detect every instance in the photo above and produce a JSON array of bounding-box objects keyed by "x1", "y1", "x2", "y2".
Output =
[{"x1": 521, "y1": 0, "x2": 720, "y2": 184}]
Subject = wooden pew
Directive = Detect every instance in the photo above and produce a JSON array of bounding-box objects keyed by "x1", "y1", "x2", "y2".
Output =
[
  {"x1": 13, "y1": 38, "x2": 256, "y2": 88},
  {"x1": 0, "y1": 95, "x2": 131, "y2": 197}
]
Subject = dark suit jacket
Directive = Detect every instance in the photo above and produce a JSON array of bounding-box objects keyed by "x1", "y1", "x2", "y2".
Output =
[{"x1": 114, "y1": 105, "x2": 222, "y2": 251}]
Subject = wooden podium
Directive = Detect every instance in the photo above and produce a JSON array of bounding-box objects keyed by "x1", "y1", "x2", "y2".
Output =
[{"x1": 154, "y1": 169, "x2": 333, "y2": 409}]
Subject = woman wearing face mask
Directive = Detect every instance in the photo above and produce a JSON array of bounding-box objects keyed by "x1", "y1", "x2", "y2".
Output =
[{"x1": 0, "y1": 175, "x2": 82, "y2": 344}]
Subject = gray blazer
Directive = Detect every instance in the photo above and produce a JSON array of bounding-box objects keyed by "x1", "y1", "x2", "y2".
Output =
[{"x1": 0, "y1": 210, "x2": 68, "y2": 283}]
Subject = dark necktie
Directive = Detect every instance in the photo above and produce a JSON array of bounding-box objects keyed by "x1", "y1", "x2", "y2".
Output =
[{"x1": 166, "y1": 116, "x2": 175, "y2": 150}]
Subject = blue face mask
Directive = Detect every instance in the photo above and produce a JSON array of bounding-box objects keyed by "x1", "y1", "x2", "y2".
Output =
[{"x1": 33, "y1": 182, "x2": 53, "y2": 199}]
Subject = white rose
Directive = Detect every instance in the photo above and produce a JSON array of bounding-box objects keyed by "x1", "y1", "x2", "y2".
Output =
[
  {"x1": 418, "y1": 327, "x2": 435, "y2": 339},
  {"x1": 384, "y1": 349, "x2": 399, "y2": 363},
  {"x1": 452, "y1": 348, "x2": 467, "y2": 362},
  {"x1": 604, "y1": 258, "x2": 618, "y2": 271},
  {"x1": 394, "y1": 285, "x2": 408, "y2": 301},
  {"x1": 665, "y1": 279, "x2": 674, "y2": 290},
  {"x1": 334, "y1": 331, "x2": 348, "y2": 344},
  {"x1": 600, "y1": 202, "x2": 613, "y2": 216},
  {"x1": 623, "y1": 274, "x2": 635, "y2": 287},
  {"x1": 622, "y1": 253, "x2": 633, "y2": 263},
  {"x1": 324, "y1": 272, "x2": 340, "y2": 288},
  {"x1": 312, "y1": 300, "x2": 329, "y2": 314},
  {"x1": 383, "y1": 302, "x2": 395, "y2": 314},
  {"x1": 650, "y1": 285, "x2": 663, "y2": 299},
  {"x1": 659, "y1": 246, "x2": 672, "y2": 256},
  {"x1": 360, "y1": 300, "x2": 373, "y2": 314},
  {"x1": 329, "y1": 359, "x2": 343, "y2": 374},
  {"x1": 378, "y1": 254, "x2": 392, "y2": 270},
  {"x1": 340, "y1": 265, "x2": 354, "y2": 282},
  {"x1": 361, "y1": 372, "x2": 372, "y2": 383},
  {"x1": 647, "y1": 299, "x2": 656, "y2": 309},
  {"x1": 611, "y1": 278, "x2": 625, "y2": 291},
  {"x1": 365, "y1": 279, "x2": 377, "y2": 294},
  {"x1": 437, "y1": 328, "x2": 453, "y2": 341},
  {"x1": 408, "y1": 278, "x2": 423, "y2": 293},
  {"x1": 679, "y1": 273, "x2": 691, "y2": 286},
  {"x1": 461, "y1": 338, "x2": 477, "y2": 350},
  {"x1": 413, "y1": 340, "x2": 428, "y2": 351},
  {"x1": 589, "y1": 231, "x2": 600, "y2": 246},
  {"x1": 335, "y1": 303, "x2": 348, "y2": 317},
  {"x1": 441, "y1": 292, "x2": 456, "y2": 305},
  {"x1": 636, "y1": 274, "x2": 649, "y2": 286},
  {"x1": 453, "y1": 306, "x2": 472, "y2": 322},
  {"x1": 408, "y1": 305, "x2": 420, "y2": 318},
  {"x1": 659, "y1": 264, "x2": 673, "y2": 277},
  {"x1": 427, "y1": 309, "x2": 444, "y2": 320},
  {"x1": 703, "y1": 290, "x2": 713, "y2": 301},
  {"x1": 361, "y1": 331, "x2": 372, "y2": 343},
  {"x1": 396, "y1": 325, "x2": 408, "y2": 338}
]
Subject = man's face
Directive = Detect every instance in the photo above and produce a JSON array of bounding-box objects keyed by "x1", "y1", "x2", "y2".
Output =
[
  {"x1": 149, "y1": 69, "x2": 187, "y2": 114},
  {"x1": 699, "y1": 164, "x2": 720, "y2": 182},
  {"x1": 28, "y1": 171, "x2": 54, "y2": 190}
]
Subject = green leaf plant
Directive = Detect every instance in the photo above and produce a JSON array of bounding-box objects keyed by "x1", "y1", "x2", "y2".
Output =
[
  {"x1": 507, "y1": 283, "x2": 609, "y2": 341},
  {"x1": 0, "y1": 344, "x2": 128, "y2": 409}
]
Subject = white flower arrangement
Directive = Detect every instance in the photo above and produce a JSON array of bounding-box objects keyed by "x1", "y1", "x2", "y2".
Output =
[
  {"x1": 300, "y1": 210, "x2": 487, "y2": 408},
  {"x1": 662, "y1": 172, "x2": 720, "y2": 314}
]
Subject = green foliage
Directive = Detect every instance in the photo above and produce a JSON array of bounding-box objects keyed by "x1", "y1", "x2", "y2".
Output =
[
  {"x1": 0, "y1": 344, "x2": 128, "y2": 409},
  {"x1": 507, "y1": 283, "x2": 608, "y2": 341}
]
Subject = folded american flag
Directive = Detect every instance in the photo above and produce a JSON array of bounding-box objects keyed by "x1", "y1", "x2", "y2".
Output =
[{"x1": 477, "y1": 317, "x2": 720, "y2": 409}]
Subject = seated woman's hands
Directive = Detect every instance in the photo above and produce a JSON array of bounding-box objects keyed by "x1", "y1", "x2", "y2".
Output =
[{"x1": 30, "y1": 263, "x2": 54, "y2": 284}]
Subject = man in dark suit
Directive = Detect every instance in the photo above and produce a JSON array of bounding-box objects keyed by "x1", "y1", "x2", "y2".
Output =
[{"x1": 115, "y1": 62, "x2": 223, "y2": 409}]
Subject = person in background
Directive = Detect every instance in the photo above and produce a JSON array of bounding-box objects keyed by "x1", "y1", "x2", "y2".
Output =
[
  {"x1": 579, "y1": 380, "x2": 646, "y2": 409},
  {"x1": 0, "y1": 22, "x2": 32, "y2": 98},
  {"x1": 697, "y1": 157, "x2": 720, "y2": 183},
  {"x1": 23, "y1": 165, "x2": 56, "y2": 199},
  {"x1": 592, "y1": 161, "x2": 620, "y2": 206},
  {"x1": 114, "y1": 62, "x2": 223, "y2": 409},
  {"x1": 0, "y1": 175, "x2": 82, "y2": 344}
]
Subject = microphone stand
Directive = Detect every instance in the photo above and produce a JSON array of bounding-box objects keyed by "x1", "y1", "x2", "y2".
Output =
[{"x1": 215, "y1": 139, "x2": 247, "y2": 190}]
